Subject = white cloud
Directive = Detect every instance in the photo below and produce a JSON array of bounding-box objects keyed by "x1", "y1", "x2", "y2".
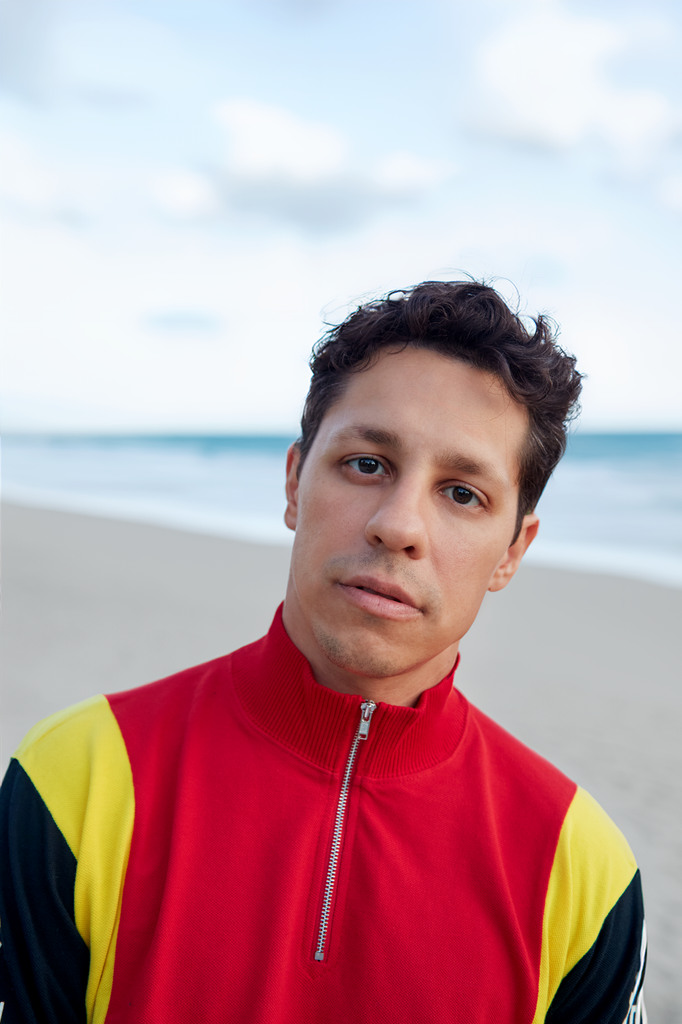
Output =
[
  {"x1": 473, "y1": 1, "x2": 680, "y2": 168},
  {"x1": 143, "y1": 309, "x2": 223, "y2": 335},
  {"x1": 0, "y1": 0, "x2": 57, "y2": 101},
  {"x1": 2, "y1": 92, "x2": 454, "y2": 238},
  {"x1": 0, "y1": 136, "x2": 152, "y2": 227},
  {"x1": 371, "y1": 152, "x2": 453, "y2": 193},
  {"x1": 0, "y1": 131, "x2": 57, "y2": 211},
  {"x1": 3, "y1": 179, "x2": 682, "y2": 432},
  {"x1": 214, "y1": 98, "x2": 348, "y2": 183},
  {"x1": 0, "y1": 0, "x2": 191, "y2": 107},
  {"x1": 658, "y1": 174, "x2": 682, "y2": 213},
  {"x1": 151, "y1": 170, "x2": 220, "y2": 218},
  {"x1": 207, "y1": 99, "x2": 455, "y2": 232}
]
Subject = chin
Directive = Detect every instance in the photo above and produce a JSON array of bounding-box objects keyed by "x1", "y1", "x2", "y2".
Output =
[{"x1": 314, "y1": 627, "x2": 406, "y2": 681}]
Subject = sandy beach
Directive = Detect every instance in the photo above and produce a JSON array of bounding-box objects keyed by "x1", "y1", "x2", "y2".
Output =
[{"x1": 2, "y1": 500, "x2": 680, "y2": 1020}]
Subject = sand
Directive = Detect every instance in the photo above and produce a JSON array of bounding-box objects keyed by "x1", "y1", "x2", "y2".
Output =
[{"x1": 2, "y1": 501, "x2": 680, "y2": 1020}]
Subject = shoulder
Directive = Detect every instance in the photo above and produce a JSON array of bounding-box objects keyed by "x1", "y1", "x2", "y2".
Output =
[
  {"x1": 104, "y1": 653, "x2": 241, "y2": 778},
  {"x1": 462, "y1": 702, "x2": 646, "y2": 1020},
  {"x1": 463, "y1": 706, "x2": 639, "y2": 932},
  {"x1": 14, "y1": 694, "x2": 134, "y2": 870},
  {"x1": 557, "y1": 785, "x2": 637, "y2": 885},
  {"x1": 548, "y1": 785, "x2": 640, "y2": 963},
  {"x1": 4, "y1": 696, "x2": 137, "y2": 1016},
  {"x1": 534, "y1": 786, "x2": 644, "y2": 1022},
  {"x1": 463, "y1": 702, "x2": 578, "y2": 812},
  {"x1": 15, "y1": 651, "x2": 238, "y2": 837},
  {"x1": 106, "y1": 651, "x2": 238, "y2": 732}
]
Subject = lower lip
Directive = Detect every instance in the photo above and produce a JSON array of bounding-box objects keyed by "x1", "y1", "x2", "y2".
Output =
[{"x1": 338, "y1": 583, "x2": 421, "y2": 621}]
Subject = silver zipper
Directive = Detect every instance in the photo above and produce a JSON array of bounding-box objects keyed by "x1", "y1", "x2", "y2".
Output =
[{"x1": 314, "y1": 699, "x2": 377, "y2": 962}]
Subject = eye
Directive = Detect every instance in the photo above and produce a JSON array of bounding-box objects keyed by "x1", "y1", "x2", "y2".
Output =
[
  {"x1": 346, "y1": 456, "x2": 387, "y2": 476},
  {"x1": 443, "y1": 485, "x2": 481, "y2": 507}
]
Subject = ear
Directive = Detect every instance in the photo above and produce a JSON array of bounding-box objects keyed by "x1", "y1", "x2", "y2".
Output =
[
  {"x1": 488, "y1": 513, "x2": 539, "y2": 593},
  {"x1": 284, "y1": 443, "x2": 302, "y2": 532}
]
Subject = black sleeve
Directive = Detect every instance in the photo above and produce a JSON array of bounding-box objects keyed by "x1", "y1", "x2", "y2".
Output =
[
  {"x1": 0, "y1": 759, "x2": 89, "y2": 1024},
  {"x1": 545, "y1": 869, "x2": 647, "y2": 1024}
]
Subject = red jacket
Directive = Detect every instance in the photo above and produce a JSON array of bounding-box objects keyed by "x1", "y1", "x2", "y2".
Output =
[{"x1": 0, "y1": 607, "x2": 646, "y2": 1022}]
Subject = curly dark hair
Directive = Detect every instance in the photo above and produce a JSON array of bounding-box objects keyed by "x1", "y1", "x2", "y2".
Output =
[{"x1": 297, "y1": 280, "x2": 583, "y2": 539}]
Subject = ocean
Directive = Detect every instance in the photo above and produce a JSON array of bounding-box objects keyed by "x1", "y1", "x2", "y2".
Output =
[{"x1": 2, "y1": 432, "x2": 681, "y2": 589}]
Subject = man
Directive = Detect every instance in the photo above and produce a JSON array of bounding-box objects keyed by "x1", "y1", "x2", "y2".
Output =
[{"x1": 0, "y1": 281, "x2": 646, "y2": 1022}]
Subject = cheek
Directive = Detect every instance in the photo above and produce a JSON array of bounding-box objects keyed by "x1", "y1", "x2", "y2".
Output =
[
  {"x1": 437, "y1": 532, "x2": 509, "y2": 590},
  {"x1": 302, "y1": 482, "x2": 367, "y2": 537},
  {"x1": 291, "y1": 494, "x2": 347, "y2": 570}
]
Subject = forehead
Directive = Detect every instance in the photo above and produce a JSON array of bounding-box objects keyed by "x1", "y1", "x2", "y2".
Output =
[{"x1": 314, "y1": 347, "x2": 528, "y2": 486}]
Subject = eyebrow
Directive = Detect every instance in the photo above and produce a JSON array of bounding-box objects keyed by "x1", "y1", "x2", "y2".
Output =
[
  {"x1": 335, "y1": 425, "x2": 403, "y2": 450},
  {"x1": 331, "y1": 425, "x2": 510, "y2": 487}
]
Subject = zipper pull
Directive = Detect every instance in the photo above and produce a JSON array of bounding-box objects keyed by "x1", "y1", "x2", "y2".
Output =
[{"x1": 358, "y1": 700, "x2": 376, "y2": 740}]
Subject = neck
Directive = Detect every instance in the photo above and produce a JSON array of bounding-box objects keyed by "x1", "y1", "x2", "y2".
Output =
[
  {"x1": 306, "y1": 658, "x2": 457, "y2": 708},
  {"x1": 281, "y1": 602, "x2": 459, "y2": 708},
  {"x1": 233, "y1": 606, "x2": 468, "y2": 778}
]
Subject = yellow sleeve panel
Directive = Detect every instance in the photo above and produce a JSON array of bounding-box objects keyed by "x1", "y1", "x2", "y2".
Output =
[
  {"x1": 16, "y1": 695, "x2": 134, "y2": 1024},
  {"x1": 531, "y1": 786, "x2": 639, "y2": 1023}
]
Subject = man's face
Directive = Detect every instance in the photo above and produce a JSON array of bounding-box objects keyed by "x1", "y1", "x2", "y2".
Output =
[{"x1": 282, "y1": 346, "x2": 538, "y2": 701}]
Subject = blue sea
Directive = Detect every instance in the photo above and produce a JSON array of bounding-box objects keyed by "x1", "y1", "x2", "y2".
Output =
[{"x1": 2, "y1": 432, "x2": 682, "y2": 589}]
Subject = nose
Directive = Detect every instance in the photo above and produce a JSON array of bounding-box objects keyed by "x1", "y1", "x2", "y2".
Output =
[{"x1": 364, "y1": 479, "x2": 427, "y2": 557}]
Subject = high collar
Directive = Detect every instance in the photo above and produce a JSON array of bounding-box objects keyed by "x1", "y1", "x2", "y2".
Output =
[{"x1": 232, "y1": 606, "x2": 468, "y2": 779}]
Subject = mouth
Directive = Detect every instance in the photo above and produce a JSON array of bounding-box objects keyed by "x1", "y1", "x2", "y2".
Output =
[
  {"x1": 337, "y1": 576, "x2": 422, "y2": 619},
  {"x1": 355, "y1": 585, "x2": 406, "y2": 603}
]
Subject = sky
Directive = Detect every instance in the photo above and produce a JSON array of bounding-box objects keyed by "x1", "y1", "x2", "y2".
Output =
[{"x1": 1, "y1": 0, "x2": 681, "y2": 434}]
